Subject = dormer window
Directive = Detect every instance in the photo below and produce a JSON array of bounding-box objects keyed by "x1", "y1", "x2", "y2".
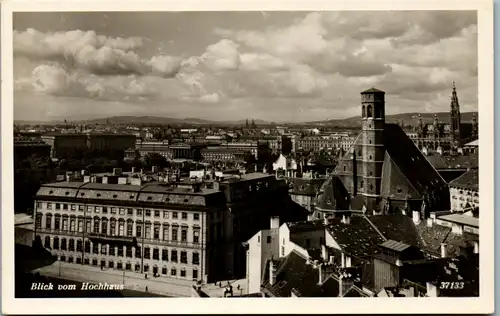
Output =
[
  {"x1": 147, "y1": 196, "x2": 152, "y2": 200},
  {"x1": 113, "y1": 194, "x2": 118, "y2": 198},
  {"x1": 96, "y1": 193, "x2": 101, "y2": 197},
  {"x1": 49, "y1": 190, "x2": 54, "y2": 194},
  {"x1": 65, "y1": 192, "x2": 70, "y2": 195}
]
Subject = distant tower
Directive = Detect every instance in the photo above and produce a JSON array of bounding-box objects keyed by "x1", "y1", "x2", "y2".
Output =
[
  {"x1": 252, "y1": 119, "x2": 256, "y2": 128},
  {"x1": 471, "y1": 113, "x2": 478, "y2": 139},
  {"x1": 246, "y1": 119, "x2": 249, "y2": 128},
  {"x1": 433, "y1": 114, "x2": 440, "y2": 139},
  {"x1": 360, "y1": 87, "x2": 386, "y2": 212},
  {"x1": 450, "y1": 82, "x2": 462, "y2": 144},
  {"x1": 417, "y1": 114, "x2": 424, "y2": 136}
]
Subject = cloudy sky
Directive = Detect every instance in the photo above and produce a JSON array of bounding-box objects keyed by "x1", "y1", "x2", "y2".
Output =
[{"x1": 13, "y1": 11, "x2": 477, "y2": 122}]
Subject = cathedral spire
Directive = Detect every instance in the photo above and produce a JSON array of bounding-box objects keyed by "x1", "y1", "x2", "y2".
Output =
[{"x1": 449, "y1": 81, "x2": 461, "y2": 143}]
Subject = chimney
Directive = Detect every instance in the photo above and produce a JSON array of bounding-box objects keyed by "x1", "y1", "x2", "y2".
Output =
[
  {"x1": 270, "y1": 216, "x2": 280, "y2": 229},
  {"x1": 412, "y1": 210, "x2": 420, "y2": 224},
  {"x1": 426, "y1": 282, "x2": 439, "y2": 297},
  {"x1": 213, "y1": 181, "x2": 220, "y2": 191},
  {"x1": 395, "y1": 257, "x2": 403, "y2": 267},
  {"x1": 132, "y1": 167, "x2": 136, "y2": 173},
  {"x1": 193, "y1": 183, "x2": 202, "y2": 193},
  {"x1": 321, "y1": 245, "x2": 327, "y2": 262},
  {"x1": 440, "y1": 243, "x2": 447, "y2": 258},
  {"x1": 269, "y1": 260, "x2": 276, "y2": 285},
  {"x1": 426, "y1": 217, "x2": 433, "y2": 228},
  {"x1": 341, "y1": 213, "x2": 351, "y2": 225},
  {"x1": 329, "y1": 255, "x2": 334, "y2": 265},
  {"x1": 317, "y1": 264, "x2": 323, "y2": 285},
  {"x1": 323, "y1": 214, "x2": 331, "y2": 226},
  {"x1": 473, "y1": 241, "x2": 479, "y2": 254}
]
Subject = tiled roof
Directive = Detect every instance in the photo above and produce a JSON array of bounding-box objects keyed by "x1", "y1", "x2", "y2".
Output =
[
  {"x1": 426, "y1": 153, "x2": 478, "y2": 170},
  {"x1": 416, "y1": 221, "x2": 478, "y2": 257},
  {"x1": 284, "y1": 177, "x2": 324, "y2": 196},
  {"x1": 415, "y1": 221, "x2": 450, "y2": 254},
  {"x1": 326, "y1": 216, "x2": 385, "y2": 258},
  {"x1": 449, "y1": 168, "x2": 478, "y2": 191},
  {"x1": 361, "y1": 87, "x2": 385, "y2": 94},
  {"x1": 263, "y1": 251, "x2": 321, "y2": 297},
  {"x1": 315, "y1": 176, "x2": 350, "y2": 210},
  {"x1": 383, "y1": 124, "x2": 446, "y2": 194},
  {"x1": 286, "y1": 220, "x2": 325, "y2": 233},
  {"x1": 365, "y1": 215, "x2": 423, "y2": 247}
]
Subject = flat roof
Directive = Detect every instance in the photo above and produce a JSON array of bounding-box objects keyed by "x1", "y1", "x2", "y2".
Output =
[{"x1": 438, "y1": 214, "x2": 479, "y2": 228}]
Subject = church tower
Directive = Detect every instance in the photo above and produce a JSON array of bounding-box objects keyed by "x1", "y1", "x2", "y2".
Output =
[
  {"x1": 450, "y1": 82, "x2": 461, "y2": 144},
  {"x1": 360, "y1": 87, "x2": 386, "y2": 212}
]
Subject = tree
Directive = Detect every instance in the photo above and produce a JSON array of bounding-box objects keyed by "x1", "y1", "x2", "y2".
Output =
[{"x1": 142, "y1": 153, "x2": 169, "y2": 169}]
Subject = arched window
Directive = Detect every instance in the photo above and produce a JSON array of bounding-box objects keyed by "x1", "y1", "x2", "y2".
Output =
[
  {"x1": 367, "y1": 105, "x2": 373, "y2": 118},
  {"x1": 45, "y1": 214, "x2": 52, "y2": 229},
  {"x1": 69, "y1": 239, "x2": 75, "y2": 251},
  {"x1": 44, "y1": 236, "x2": 51, "y2": 249},
  {"x1": 362, "y1": 106, "x2": 366, "y2": 118},
  {"x1": 127, "y1": 220, "x2": 133, "y2": 237},
  {"x1": 61, "y1": 238, "x2": 67, "y2": 250},
  {"x1": 101, "y1": 218, "x2": 108, "y2": 235},
  {"x1": 53, "y1": 236, "x2": 59, "y2": 250},
  {"x1": 375, "y1": 106, "x2": 382, "y2": 118},
  {"x1": 360, "y1": 181, "x2": 364, "y2": 189}
]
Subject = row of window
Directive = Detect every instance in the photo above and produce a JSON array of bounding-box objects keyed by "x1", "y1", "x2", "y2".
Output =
[
  {"x1": 37, "y1": 203, "x2": 200, "y2": 221},
  {"x1": 37, "y1": 215, "x2": 201, "y2": 243},
  {"x1": 57, "y1": 255, "x2": 199, "y2": 279},
  {"x1": 44, "y1": 236, "x2": 200, "y2": 264}
]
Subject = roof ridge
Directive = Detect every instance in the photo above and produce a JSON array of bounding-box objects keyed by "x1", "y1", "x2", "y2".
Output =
[
  {"x1": 449, "y1": 168, "x2": 476, "y2": 186},
  {"x1": 363, "y1": 216, "x2": 388, "y2": 242}
]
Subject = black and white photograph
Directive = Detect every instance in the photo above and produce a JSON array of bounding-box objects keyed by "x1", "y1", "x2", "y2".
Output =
[{"x1": 2, "y1": 0, "x2": 495, "y2": 314}]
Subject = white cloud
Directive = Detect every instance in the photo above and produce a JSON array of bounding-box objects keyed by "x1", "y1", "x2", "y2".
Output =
[{"x1": 14, "y1": 29, "x2": 181, "y2": 77}]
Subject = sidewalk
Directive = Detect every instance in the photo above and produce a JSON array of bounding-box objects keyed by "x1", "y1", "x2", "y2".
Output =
[
  {"x1": 34, "y1": 262, "x2": 192, "y2": 297},
  {"x1": 34, "y1": 261, "x2": 249, "y2": 297}
]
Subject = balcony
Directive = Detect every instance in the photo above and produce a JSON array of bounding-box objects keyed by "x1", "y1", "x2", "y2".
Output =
[
  {"x1": 87, "y1": 233, "x2": 138, "y2": 246},
  {"x1": 140, "y1": 238, "x2": 202, "y2": 249}
]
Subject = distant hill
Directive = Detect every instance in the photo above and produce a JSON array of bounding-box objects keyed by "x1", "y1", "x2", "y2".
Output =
[
  {"x1": 14, "y1": 112, "x2": 478, "y2": 127},
  {"x1": 311, "y1": 112, "x2": 478, "y2": 127}
]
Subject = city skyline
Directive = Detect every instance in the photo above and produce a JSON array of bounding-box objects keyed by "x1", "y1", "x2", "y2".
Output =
[{"x1": 14, "y1": 11, "x2": 478, "y2": 123}]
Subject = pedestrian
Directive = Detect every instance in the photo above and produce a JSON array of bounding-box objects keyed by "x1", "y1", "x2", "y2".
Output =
[
  {"x1": 146, "y1": 286, "x2": 148, "y2": 292},
  {"x1": 145, "y1": 273, "x2": 147, "y2": 279}
]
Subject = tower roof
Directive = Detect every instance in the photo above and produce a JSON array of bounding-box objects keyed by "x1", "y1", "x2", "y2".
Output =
[{"x1": 361, "y1": 87, "x2": 385, "y2": 94}]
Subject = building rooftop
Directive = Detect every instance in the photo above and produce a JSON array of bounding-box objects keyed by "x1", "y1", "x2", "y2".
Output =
[
  {"x1": 438, "y1": 214, "x2": 479, "y2": 228},
  {"x1": 449, "y1": 168, "x2": 478, "y2": 191},
  {"x1": 380, "y1": 239, "x2": 411, "y2": 252},
  {"x1": 360, "y1": 87, "x2": 385, "y2": 94}
]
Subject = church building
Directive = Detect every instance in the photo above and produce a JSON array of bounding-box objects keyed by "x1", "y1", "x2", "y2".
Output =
[
  {"x1": 413, "y1": 83, "x2": 478, "y2": 152},
  {"x1": 315, "y1": 88, "x2": 449, "y2": 218}
]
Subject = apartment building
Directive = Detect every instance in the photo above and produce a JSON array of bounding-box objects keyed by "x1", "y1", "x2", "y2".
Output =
[
  {"x1": 33, "y1": 172, "x2": 306, "y2": 283},
  {"x1": 34, "y1": 181, "x2": 224, "y2": 283}
]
